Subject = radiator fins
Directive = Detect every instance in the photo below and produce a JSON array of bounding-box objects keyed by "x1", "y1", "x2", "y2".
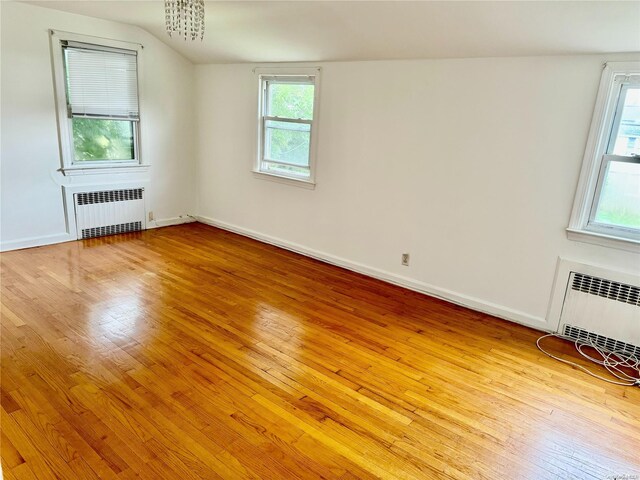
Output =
[
  {"x1": 76, "y1": 188, "x2": 143, "y2": 205},
  {"x1": 571, "y1": 273, "x2": 640, "y2": 307},
  {"x1": 563, "y1": 324, "x2": 639, "y2": 357},
  {"x1": 81, "y1": 221, "x2": 142, "y2": 240}
]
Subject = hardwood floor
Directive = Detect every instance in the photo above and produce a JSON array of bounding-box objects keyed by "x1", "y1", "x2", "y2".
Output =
[{"x1": 1, "y1": 223, "x2": 639, "y2": 480}]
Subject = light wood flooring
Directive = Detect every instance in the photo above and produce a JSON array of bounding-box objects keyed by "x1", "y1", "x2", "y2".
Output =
[{"x1": 1, "y1": 223, "x2": 639, "y2": 479}]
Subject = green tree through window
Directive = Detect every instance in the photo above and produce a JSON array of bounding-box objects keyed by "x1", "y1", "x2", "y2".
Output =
[
  {"x1": 71, "y1": 118, "x2": 135, "y2": 162},
  {"x1": 268, "y1": 83, "x2": 314, "y2": 120}
]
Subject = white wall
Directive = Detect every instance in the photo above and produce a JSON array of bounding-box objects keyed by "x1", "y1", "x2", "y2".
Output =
[
  {"x1": 0, "y1": 2, "x2": 196, "y2": 250},
  {"x1": 194, "y1": 55, "x2": 640, "y2": 330}
]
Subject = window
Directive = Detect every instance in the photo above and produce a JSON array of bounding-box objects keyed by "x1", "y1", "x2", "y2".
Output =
[
  {"x1": 51, "y1": 32, "x2": 142, "y2": 173},
  {"x1": 255, "y1": 69, "x2": 320, "y2": 185},
  {"x1": 568, "y1": 62, "x2": 640, "y2": 250}
]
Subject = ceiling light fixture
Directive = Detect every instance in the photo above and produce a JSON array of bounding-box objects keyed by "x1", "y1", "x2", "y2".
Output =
[{"x1": 165, "y1": 0, "x2": 205, "y2": 41}]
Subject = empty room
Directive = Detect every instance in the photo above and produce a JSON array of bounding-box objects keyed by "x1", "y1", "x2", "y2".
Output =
[{"x1": 1, "y1": 0, "x2": 639, "y2": 478}]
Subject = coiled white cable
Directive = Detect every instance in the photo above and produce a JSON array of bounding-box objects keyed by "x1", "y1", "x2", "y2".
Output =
[{"x1": 536, "y1": 333, "x2": 640, "y2": 387}]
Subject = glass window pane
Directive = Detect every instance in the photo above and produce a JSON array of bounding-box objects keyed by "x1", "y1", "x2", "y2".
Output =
[
  {"x1": 593, "y1": 160, "x2": 640, "y2": 230},
  {"x1": 72, "y1": 118, "x2": 135, "y2": 162},
  {"x1": 264, "y1": 120, "x2": 310, "y2": 167},
  {"x1": 267, "y1": 83, "x2": 314, "y2": 120},
  {"x1": 609, "y1": 87, "x2": 640, "y2": 156}
]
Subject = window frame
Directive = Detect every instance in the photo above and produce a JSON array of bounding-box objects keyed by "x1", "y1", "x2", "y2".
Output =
[
  {"x1": 567, "y1": 61, "x2": 640, "y2": 252},
  {"x1": 50, "y1": 30, "x2": 147, "y2": 175},
  {"x1": 254, "y1": 67, "x2": 320, "y2": 188}
]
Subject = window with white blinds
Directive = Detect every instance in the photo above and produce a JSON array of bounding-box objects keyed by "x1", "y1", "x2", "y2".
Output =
[
  {"x1": 51, "y1": 32, "x2": 143, "y2": 169},
  {"x1": 63, "y1": 41, "x2": 139, "y2": 120}
]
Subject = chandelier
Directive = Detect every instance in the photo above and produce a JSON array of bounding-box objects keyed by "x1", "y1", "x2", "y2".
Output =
[{"x1": 165, "y1": 0, "x2": 205, "y2": 41}]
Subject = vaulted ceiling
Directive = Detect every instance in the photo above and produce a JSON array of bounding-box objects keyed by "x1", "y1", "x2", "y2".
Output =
[{"x1": 25, "y1": 1, "x2": 640, "y2": 64}]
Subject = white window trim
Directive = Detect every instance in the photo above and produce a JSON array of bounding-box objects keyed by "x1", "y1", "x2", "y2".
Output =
[
  {"x1": 567, "y1": 61, "x2": 640, "y2": 253},
  {"x1": 253, "y1": 67, "x2": 321, "y2": 188},
  {"x1": 49, "y1": 30, "x2": 148, "y2": 174},
  {"x1": 60, "y1": 164, "x2": 150, "y2": 177}
]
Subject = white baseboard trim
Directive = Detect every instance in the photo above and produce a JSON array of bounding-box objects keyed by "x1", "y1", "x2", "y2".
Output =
[
  {"x1": 0, "y1": 232, "x2": 75, "y2": 252},
  {"x1": 148, "y1": 215, "x2": 197, "y2": 229},
  {"x1": 196, "y1": 216, "x2": 549, "y2": 331}
]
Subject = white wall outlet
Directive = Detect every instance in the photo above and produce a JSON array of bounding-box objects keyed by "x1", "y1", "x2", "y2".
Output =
[
  {"x1": 148, "y1": 211, "x2": 154, "y2": 221},
  {"x1": 401, "y1": 253, "x2": 410, "y2": 266}
]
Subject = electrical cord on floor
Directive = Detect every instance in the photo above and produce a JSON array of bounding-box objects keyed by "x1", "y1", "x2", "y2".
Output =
[{"x1": 536, "y1": 333, "x2": 640, "y2": 387}]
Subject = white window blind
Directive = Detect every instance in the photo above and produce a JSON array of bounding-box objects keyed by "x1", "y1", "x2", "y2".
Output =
[{"x1": 63, "y1": 42, "x2": 139, "y2": 120}]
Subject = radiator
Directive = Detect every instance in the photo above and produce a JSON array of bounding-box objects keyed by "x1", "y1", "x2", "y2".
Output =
[
  {"x1": 558, "y1": 272, "x2": 640, "y2": 355},
  {"x1": 74, "y1": 188, "x2": 145, "y2": 240}
]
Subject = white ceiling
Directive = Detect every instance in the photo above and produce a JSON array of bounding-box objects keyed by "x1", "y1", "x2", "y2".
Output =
[{"x1": 25, "y1": 1, "x2": 640, "y2": 64}]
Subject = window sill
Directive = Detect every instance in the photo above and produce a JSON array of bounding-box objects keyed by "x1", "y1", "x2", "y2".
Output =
[
  {"x1": 252, "y1": 170, "x2": 316, "y2": 189},
  {"x1": 566, "y1": 228, "x2": 640, "y2": 253},
  {"x1": 60, "y1": 164, "x2": 150, "y2": 176}
]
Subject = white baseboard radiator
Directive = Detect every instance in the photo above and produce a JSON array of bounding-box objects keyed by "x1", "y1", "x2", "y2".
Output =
[
  {"x1": 558, "y1": 272, "x2": 640, "y2": 356},
  {"x1": 74, "y1": 188, "x2": 146, "y2": 240}
]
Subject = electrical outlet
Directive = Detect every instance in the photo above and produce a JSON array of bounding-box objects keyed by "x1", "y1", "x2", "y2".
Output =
[
  {"x1": 148, "y1": 211, "x2": 154, "y2": 221},
  {"x1": 401, "y1": 253, "x2": 410, "y2": 266}
]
